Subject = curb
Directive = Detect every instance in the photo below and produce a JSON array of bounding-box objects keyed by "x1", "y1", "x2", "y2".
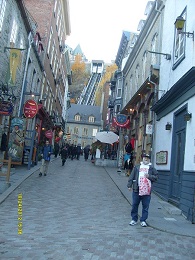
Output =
[{"x1": 0, "y1": 166, "x2": 39, "y2": 205}]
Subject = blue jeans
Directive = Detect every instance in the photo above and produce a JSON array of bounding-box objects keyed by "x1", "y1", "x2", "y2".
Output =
[{"x1": 131, "y1": 192, "x2": 151, "y2": 222}]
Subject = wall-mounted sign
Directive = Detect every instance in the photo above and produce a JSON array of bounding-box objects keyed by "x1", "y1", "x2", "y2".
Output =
[
  {"x1": 146, "y1": 124, "x2": 153, "y2": 135},
  {"x1": 23, "y1": 99, "x2": 38, "y2": 118},
  {"x1": 0, "y1": 101, "x2": 14, "y2": 115},
  {"x1": 156, "y1": 151, "x2": 168, "y2": 165}
]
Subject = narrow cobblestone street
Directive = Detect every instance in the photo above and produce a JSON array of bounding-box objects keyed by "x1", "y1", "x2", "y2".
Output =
[{"x1": 0, "y1": 157, "x2": 195, "y2": 259}]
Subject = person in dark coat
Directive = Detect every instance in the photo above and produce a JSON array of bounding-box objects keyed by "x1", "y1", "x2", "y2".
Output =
[
  {"x1": 60, "y1": 145, "x2": 68, "y2": 166},
  {"x1": 1, "y1": 132, "x2": 7, "y2": 152},
  {"x1": 54, "y1": 141, "x2": 60, "y2": 158},
  {"x1": 76, "y1": 144, "x2": 81, "y2": 160},
  {"x1": 39, "y1": 140, "x2": 52, "y2": 176},
  {"x1": 84, "y1": 145, "x2": 90, "y2": 161}
]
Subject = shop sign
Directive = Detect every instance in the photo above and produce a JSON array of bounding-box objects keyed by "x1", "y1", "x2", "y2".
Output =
[
  {"x1": 8, "y1": 118, "x2": 25, "y2": 164},
  {"x1": 23, "y1": 99, "x2": 38, "y2": 118},
  {"x1": 45, "y1": 130, "x2": 53, "y2": 139},
  {"x1": 146, "y1": 124, "x2": 153, "y2": 135},
  {"x1": 0, "y1": 101, "x2": 14, "y2": 115}
]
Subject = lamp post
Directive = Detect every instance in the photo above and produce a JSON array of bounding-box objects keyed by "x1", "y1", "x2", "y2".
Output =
[{"x1": 18, "y1": 32, "x2": 33, "y2": 117}]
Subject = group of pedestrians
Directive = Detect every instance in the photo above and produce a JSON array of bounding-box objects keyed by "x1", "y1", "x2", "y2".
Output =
[{"x1": 40, "y1": 140, "x2": 93, "y2": 173}]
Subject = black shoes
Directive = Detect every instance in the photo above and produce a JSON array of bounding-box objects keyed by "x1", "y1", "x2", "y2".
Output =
[{"x1": 39, "y1": 172, "x2": 46, "y2": 176}]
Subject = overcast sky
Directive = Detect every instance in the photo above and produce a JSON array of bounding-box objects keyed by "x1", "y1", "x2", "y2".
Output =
[{"x1": 66, "y1": 0, "x2": 152, "y2": 63}]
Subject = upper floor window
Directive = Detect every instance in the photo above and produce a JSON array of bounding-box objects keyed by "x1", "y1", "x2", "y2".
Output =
[
  {"x1": 151, "y1": 34, "x2": 157, "y2": 65},
  {"x1": 92, "y1": 128, "x2": 97, "y2": 137},
  {"x1": 116, "y1": 104, "x2": 121, "y2": 113},
  {"x1": 174, "y1": 10, "x2": 186, "y2": 66},
  {"x1": 54, "y1": 0, "x2": 57, "y2": 15},
  {"x1": 10, "y1": 18, "x2": 18, "y2": 44},
  {"x1": 89, "y1": 116, "x2": 95, "y2": 123},
  {"x1": 75, "y1": 114, "x2": 80, "y2": 121},
  {"x1": 142, "y1": 51, "x2": 147, "y2": 81},
  {"x1": 0, "y1": 0, "x2": 6, "y2": 33},
  {"x1": 117, "y1": 88, "x2": 122, "y2": 98},
  {"x1": 83, "y1": 127, "x2": 88, "y2": 136},
  {"x1": 74, "y1": 127, "x2": 79, "y2": 134},
  {"x1": 47, "y1": 27, "x2": 53, "y2": 55},
  {"x1": 124, "y1": 82, "x2": 128, "y2": 105},
  {"x1": 130, "y1": 75, "x2": 133, "y2": 98},
  {"x1": 135, "y1": 64, "x2": 140, "y2": 91}
]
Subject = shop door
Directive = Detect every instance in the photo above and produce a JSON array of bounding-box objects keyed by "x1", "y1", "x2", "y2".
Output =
[
  {"x1": 170, "y1": 130, "x2": 185, "y2": 202},
  {"x1": 170, "y1": 108, "x2": 186, "y2": 204}
]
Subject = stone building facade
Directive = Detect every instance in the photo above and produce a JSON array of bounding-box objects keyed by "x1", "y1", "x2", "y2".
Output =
[
  {"x1": 0, "y1": 0, "x2": 71, "y2": 167},
  {"x1": 66, "y1": 104, "x2": 102, "y2": 148}
]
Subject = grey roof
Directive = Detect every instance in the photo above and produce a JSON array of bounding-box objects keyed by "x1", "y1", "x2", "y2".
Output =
[
  {"x1": 67, "y1": 104, "x2": 101, "y2": 126},
  {"x1": 115, "y1": 31, "x2": 131, "y2": 67}
]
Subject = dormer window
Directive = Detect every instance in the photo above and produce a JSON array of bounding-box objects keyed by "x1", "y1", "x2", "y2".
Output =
[
  {"x1": 89, "y1": 116, "x2": 95, "y2": 123},
  {"x1": 75, "y1": 114, "x2": 80, "y2": 121}
]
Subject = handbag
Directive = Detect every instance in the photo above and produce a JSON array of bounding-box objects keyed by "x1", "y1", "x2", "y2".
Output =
[{"x1": 139, "y1": 177, "x2": 151, "y2": 196}]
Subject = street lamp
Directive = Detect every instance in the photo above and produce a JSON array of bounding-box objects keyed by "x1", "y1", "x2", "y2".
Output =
[{"x1": 175, "y1": 16, "x2": 194, "y2": 41}]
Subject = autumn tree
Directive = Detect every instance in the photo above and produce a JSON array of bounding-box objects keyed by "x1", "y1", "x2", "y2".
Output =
[
  {"x1": 69, "y1": 54, "x2": 90, "y2": 103},
  {"x1": 94, "y1": 63, "x2": 118, "y2": 106}
]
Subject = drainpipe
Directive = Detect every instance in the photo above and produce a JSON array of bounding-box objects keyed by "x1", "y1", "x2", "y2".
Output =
[
  {"x1": 18, "y1": 32, "x2": 33, "y2": 117},
  {"x1": 148, "y1": 78, "x2": 157, "y2": 165}
]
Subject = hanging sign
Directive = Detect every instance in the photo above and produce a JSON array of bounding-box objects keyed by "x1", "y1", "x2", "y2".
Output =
[
  {"x1": 45, "y1": 130, "x2": 53, "y2": 139},
  {"x1": 23, "y1": 99, "x2": 38, "y2": 118},
  {"x1": 0, "y1": 101, "x2": 14, "y2": 115},
  {"x1": 113, "y1": 114, "x2": 130, "y2": 128}
]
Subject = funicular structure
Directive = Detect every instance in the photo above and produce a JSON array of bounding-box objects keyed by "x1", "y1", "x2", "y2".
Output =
[{"x1": 78, "y1": 60, "x2": 104, "y2": 105}]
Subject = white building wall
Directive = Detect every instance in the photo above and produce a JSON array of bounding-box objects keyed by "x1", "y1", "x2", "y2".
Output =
[
  {"x1": 154, "y1": 0, "x2": 195, "y2": 173},
  {"x1": 159, "y1": 0, "x2": 195, "y2": 93}
]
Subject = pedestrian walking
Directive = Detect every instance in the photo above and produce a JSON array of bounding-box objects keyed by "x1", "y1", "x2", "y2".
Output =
[
  {"x1": 84, "y1": 145, "x2": 90, "y2": 161},
  {"x1": 60, "y1": 145, "x2": 68, "y2": 166},
  {"x1": 76, "y1": 144, "x2": 81, "y2": 160},
  {"x1": 124, "y1": 152, "x2": 131, "y2": 176},
  {"x1": 124, "y1": 152, "x2": 134, "y2": 176},
  {"x1": 127, "y1": 153, "x2": 158, "y2": 227},
  {"x1": 39, "y1": 140, "x2": 52, "y2": 176},
  {"x1": 54, "y1": 141, "x2": 60, "y2": 158}
]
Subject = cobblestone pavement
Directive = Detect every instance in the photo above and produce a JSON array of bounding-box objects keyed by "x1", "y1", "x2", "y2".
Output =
[{"x1": 0, "y1": 158, "x2": 195, "y2": 259}]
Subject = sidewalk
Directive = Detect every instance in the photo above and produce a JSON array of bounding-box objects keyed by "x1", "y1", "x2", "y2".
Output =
[
  {"x1": 104, "y1": 167, "x2": 195, "y2": 238},
  {"x1": 0, "y1": 158, "x2": 195, "y2": 238}
]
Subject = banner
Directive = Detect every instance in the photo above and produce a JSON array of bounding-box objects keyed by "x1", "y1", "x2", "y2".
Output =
[{"x1": 6, "y1": 49, "x2": 21, "y2": 85}]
